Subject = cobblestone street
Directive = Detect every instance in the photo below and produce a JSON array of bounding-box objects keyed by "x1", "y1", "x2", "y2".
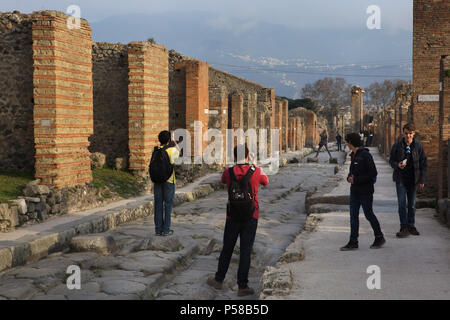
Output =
[{"x1": 0, "y1": 150, "x2": 346, "y2": 300}]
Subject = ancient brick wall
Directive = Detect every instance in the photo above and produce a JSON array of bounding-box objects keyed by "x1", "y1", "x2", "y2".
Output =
[
  {"x1": 438, "y1": 56, "x2": 450, "y2": 199},
  {"x1": 128, "y1": 42, "x2": 169, "y2": 174},
  {"x1": 413, "y1": 0, "x2": 450, "y2": 196},
  {"x1": 209, "y1": 67, "x2": 264, "y2": 134},
  {"x1": 0, "y1": 12, "x2": 34, "y2": 172},
  {"x1": 91, "y1": 42, "x2": 129, "y2": 166},
  {"x1": 32, "y1": 11, "x2": 93, "y2": 188}
]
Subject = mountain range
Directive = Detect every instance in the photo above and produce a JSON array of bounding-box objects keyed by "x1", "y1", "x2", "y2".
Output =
[{"x1": 90, "y1": 11, "x2": 412, "y2": 99}]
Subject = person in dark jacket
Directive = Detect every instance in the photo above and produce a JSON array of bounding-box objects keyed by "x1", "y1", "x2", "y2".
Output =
[
  {"x1": 336, "y1": 132, "x2": 343, "y2": 151},
  {"x1": 389, "y1": 123, "x2": 427, "y2": 238},
  {"x1": 340, "y1": 132, "x2": 385, "y2": 251}
]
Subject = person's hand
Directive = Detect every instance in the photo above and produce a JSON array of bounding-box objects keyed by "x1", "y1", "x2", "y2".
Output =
[
  {"x1": 419, "y1": 183, "x2": 424, "y2": 189},
  {"x1": 347, "y1": 175, "x2": 354, "y2": 184},
  {"x1": 398, "y1": 161, "x2": 406, "y2": 169}
]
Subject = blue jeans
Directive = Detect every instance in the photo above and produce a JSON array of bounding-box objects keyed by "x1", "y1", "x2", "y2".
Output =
[
  {"x1": 396, "y1": 182, "x2": 417, "y2": 228},
  {"x1": 349, "y1": 193, "x2": 383, "y2": 243},
  {"x1": 153, "y1": 182, "x2": 175, "y2": 234}
]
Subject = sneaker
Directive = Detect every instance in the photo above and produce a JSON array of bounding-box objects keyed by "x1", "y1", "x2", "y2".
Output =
[
  {"x1": 163, "y1": 230, "x2": 174, "y2": 236},
  {"x1": 340, "y1": 241, "x2": 358, "y2": 251},
  {"x1": 207, "y1": 276, "x2": 223, "y2": 290},
  {"x1": 408, "y1": 226, "x2": 420, "y2": 236},
  {"x1": 396, "y1": 227, "x2": 410, "y2": 238},
  {"x1": 237, "y1": 287, "x2": 255, "y2": 297},
  {"x1": 370, "y1": 236, "x2": 386, "y2": 249},
  {"x1": 155, "y1": 232, "x2": 163, "y2": 236}
]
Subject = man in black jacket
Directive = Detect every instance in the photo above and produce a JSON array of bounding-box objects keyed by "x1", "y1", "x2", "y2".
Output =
[
  {"x1": 389, "y1": 123, "x2": 427, "y2": 238},
  {"x1": 340, "y1": 133, "x2": 385, "y2": 251}
]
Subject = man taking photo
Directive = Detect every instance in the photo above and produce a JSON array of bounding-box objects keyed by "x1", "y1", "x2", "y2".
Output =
[{"x1": 389, "y1": 123, "x2": 427, "y2": 238}]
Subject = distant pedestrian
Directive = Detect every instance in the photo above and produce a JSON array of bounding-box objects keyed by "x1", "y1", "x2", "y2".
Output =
[
  {"x1": 389, "y1": 123, "x2": 427, "y2": 238},
  {"x1": 359, "y1": 131, "x2": 365, "y2": 146},
  {"x1": 315, "y1": 129, "x2": 332, "y2": 158},
  {"x1": 149, "y1": 130, "x2": 180, "y2": 236},
  {"x1": 207, "y1": 144, "x2": 269, "y2": 297},
  {"x1": 340, "y1": 132, "x2": 385, "y2": 251},
  {"x1": 366, "y1": 131, "x2": 374, "y2": 147},
  {"x1": 336, "y1": 132, "x2": 343, "y2": 151}
]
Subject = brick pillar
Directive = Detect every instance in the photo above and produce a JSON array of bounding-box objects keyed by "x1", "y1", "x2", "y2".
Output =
[
  {"x1": 290, "y1": 118, "x2": 297, "y2": 151},
  {"x1": 248, "y1": 93, "x2": 258, "y2": 129},
  {"x1": 413, "y1": 0, "x2": 450, "y2": 197},
  {"x1": 274, "y1": 101, "x2": 282, "y2": 153},
  {"x1": 209, "y1": 86, "x2": 228, "y2": 165},
  {"x1": 281, "y1": 99, "x2": 288, "y2": 152},
  {"x1": 128, "y1": 42, "x2": 169, "y2": 175},
  {"x1": 351, "y1": 86, "x2": 364, "y2": 133},
  {"x1": 295, "y1": 117, "x2": 302, "y2": 151},
  {"x1": 32, "y1": 11, "x2": 93, "y2": 188},
  {"x1": 175, "y1": 59, "x2": 209, "y2": 161},
  {"x1": 304, "y1": 110, "x2": 316, "y2": 147},
  {"x1": 231, "y1": 94, "x2": 244, "y2": 129},
  {"x1": 438, "y1": 56, "x2": 450, "y2": 199}
]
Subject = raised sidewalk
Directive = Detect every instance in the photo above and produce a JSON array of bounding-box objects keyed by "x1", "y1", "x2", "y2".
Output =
[{"x1": 266, "y1": 147, "x2": 450, "y2": 300}]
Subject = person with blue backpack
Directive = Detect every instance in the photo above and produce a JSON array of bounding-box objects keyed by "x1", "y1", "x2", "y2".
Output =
[
  {"x1": 149, "y1": 130, "x2": 180, "y2": 236},
  {"x1": 340, "y1": 132, "x2": 385, "y2": 251}
]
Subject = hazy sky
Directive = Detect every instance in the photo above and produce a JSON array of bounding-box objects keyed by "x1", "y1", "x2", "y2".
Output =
[{"x1": 3, "y1": 0, "x2": 413, "y2": 32}]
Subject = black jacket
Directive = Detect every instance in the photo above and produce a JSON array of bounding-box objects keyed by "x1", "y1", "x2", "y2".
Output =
[
  {"x1": 348, "y1": 147, "x2": 377, "y2": 195},
  {"x1": 389, "y1": 138, "x2": 427, "y2": 185}
]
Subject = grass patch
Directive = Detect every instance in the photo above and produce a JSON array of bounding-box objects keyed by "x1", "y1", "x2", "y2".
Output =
[
  {"x1": 0, "y1": 171, "x2": 34, "y2": 204},
  {"x1": 92, "y1": 167, "x2": 143, "y2": 198}
]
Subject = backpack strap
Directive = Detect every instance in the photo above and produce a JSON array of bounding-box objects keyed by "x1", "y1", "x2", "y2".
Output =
[{"x1": 229, "y1": 166, "x2": 237, "y2": 181}]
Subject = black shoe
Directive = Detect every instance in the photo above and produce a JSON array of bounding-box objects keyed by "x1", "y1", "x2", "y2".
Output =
[
  {"x1": 408, "y1": 226, "x2": 420, "y2": 236},
  {"x1": 396, "y1": 227, "x2": 410, "y2": 238},
  {"x1": 340, "y1": 241, "x2": 358, "y2": 251},
  {"x1": 370, "y1": 236, "x2": 386, "y2": 249}
]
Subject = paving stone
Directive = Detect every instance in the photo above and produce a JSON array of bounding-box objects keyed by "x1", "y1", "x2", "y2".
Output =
[
  {"x1": 0, "y1": 279, "x2": 38, "y2": 299},
  {"x1": 98, "y1": 270, "x2": 145, "y2": 279},
  {"x1": 101, "y1": 279, "x2": 147, "y2": 296},
  {"x1": 70, "y1": 234, "x2": 117, "y2": 255},
  {"x1": 62, "y1": 252, "x2": 100, "y2": 263},
  {"x1": 14, "y1": 267, "x2": 65, "y2": 279},
  {"x1": 140, "y1": 236, "x2": 183, "y2": 252},
  {"x1": 117, "y1": 261, "x2": 169, "y2": 275}
]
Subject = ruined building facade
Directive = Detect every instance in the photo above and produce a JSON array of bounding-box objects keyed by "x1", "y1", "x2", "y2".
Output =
[{"x1": 0, "y1": 10, "x2": 322, "y2": 188}]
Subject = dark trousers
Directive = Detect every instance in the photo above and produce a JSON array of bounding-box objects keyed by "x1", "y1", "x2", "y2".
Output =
[
  {"x1": 337, "y1": 141, "x2": 342, "y2": 151},
  {"x1": 396, "y1": 182, "x2": 417, "y2": 228},
  {"x1": 316, "y1": 143, "x2": 332, "y2": 157},
  {"x1": 215, "y1": 218, "x2": 258, "y2": 289},
  {"x1": 349, "y1": 192, "x2": 383, "y2": 243}
]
